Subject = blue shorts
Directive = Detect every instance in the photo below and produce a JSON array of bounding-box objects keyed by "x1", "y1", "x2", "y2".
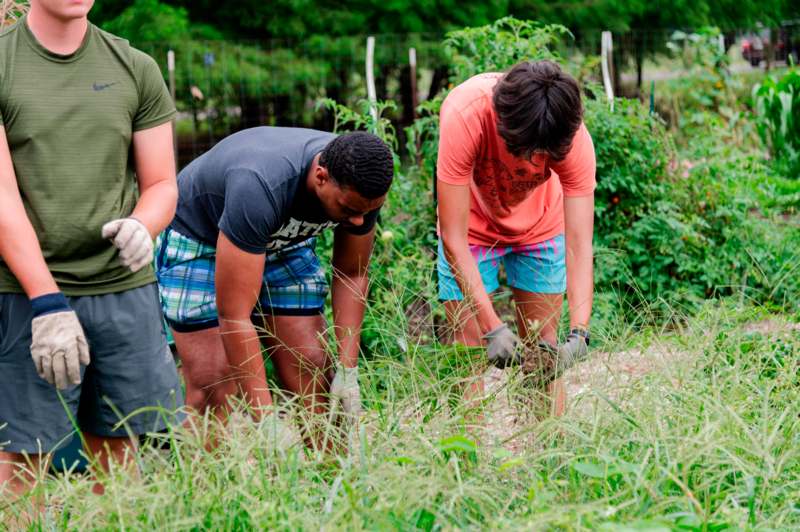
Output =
[
  {"x1": 156, "y1": 227, "x2": 329, "y2": 332},
  {"x1": 437, "y1": 234, "x2": 566, "y2": 300}
]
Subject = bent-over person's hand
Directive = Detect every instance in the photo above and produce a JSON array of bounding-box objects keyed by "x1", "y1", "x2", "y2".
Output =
[
  {"x1": 30, "y1": 306, "x2": 90, "y2": 390},
  {"x1": 522, "y1": 330, "x2": 590, "y2": 385},
  {"x1": 259, "y1": 411, "x2": 300, "y2": 451},
  {"x1": 556, "y1": 330, "x2": 590, "y2": 376},
  {"x1": 331, "y1": 365, "x2": 362, "y2": 416},
  {"x1": 102, "y1": 217, "x2": 153, "y2": 272},
  {"x1": 484, "y1": 323, "x2": 524, "y2": 368}
]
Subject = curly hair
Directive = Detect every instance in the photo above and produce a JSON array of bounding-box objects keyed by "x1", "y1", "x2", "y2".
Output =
[
  {"x1": 492, "y1": 60, "x2": 583, "y2": 161},
  {"x1": 319, "y1": 132, "x2": 394, "y2": 199}
]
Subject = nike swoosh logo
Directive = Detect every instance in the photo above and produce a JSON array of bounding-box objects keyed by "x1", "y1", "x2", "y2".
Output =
[{"x1": 92, "y1": 82, "x2": 117, "y2": 91}]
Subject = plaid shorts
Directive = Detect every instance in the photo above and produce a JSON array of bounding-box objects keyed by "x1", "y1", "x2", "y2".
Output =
[{"x1": 155, "y1": 227, "x2": 328, "y2": 332}]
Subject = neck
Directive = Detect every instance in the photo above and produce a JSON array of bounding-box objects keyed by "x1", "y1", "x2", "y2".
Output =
[{"x1": 27, "y1": 4, "x2": 89, "y2": 55}]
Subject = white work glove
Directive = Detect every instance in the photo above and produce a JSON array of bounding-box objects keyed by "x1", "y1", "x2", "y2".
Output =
[
  {"x1": 331, "y1": 365, "x2": 362, "y2": 416},
  {"x1": 30, "y1": 311, "x2": 90, "y2": 390},
  {"x1": 101, "y1": 217, "x2": 153, "y2": 273},
  {"x1": 258, "y1": 411, "x2": 300, "y2": 451}
]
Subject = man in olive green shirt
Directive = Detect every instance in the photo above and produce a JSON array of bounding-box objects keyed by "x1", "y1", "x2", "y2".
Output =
[{"x1": 0, "y1": 0, "x2": 182, "y2": 496}]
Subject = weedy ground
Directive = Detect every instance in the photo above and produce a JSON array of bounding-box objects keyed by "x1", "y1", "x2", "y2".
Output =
[{"x1": 3, "y1": 291, "x2": 798, "y2": 530}]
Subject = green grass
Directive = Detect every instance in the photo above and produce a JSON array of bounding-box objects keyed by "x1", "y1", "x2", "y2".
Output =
[
  {"x1": 5, "y1": 56, "x2": 800, "y2": 530},
  {"x1": 3, "y1": 295, "x2": 798, "y2": 530}
]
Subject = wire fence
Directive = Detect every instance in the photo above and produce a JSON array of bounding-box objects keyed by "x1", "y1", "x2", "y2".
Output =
[{"x1": 136, "y1": 25, "x2": 799, "y2": 168}]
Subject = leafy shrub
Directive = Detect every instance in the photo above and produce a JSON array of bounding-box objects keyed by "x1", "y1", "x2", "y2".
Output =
[
  {"x1": 754, "y1": 66, "x2": 800, "y2": 178},
  {"x1": 584, "y1": 95, "x2": 674, "y2": 238},
  {"x1": 443, "y1": 17, "x2": 571, "y2": 85}
]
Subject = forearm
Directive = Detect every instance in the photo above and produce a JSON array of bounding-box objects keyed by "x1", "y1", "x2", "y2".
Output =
[
  {"x1": 219, "y1": 317, "x2": 272, "y2": 412},
  {"x1": 332, "y1": 273, "x2": 369, "y2": 368},
  {"x1": 0, "y1": 205, "x2": 58, "y2": 297},
  {"x1": 565, "y1": 241, "x2": 593, "y2": 328},
  {"x1": 131, "y1": 180, "x2": 178, "y2": 238},
  {"x1": 442, "y1": 235, "x2": 501, "y2": 333}
]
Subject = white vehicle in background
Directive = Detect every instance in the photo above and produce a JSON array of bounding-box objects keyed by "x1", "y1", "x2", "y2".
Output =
[{"x1": 741, "y1": 21, "x2": 800, "y2": 67}]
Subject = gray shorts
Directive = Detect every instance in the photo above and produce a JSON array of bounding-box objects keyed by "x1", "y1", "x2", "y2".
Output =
[{"x1": 0, "y1": 283, "x2": 184, "y2": 453}]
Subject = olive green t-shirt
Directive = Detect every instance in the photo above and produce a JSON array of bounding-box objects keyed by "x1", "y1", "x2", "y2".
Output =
[{"x1": 0, "y1": 17, "x2": 176, "y2": 295}]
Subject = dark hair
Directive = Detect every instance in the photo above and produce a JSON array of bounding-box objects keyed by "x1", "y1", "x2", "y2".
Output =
[
  {"x1": 492, "y1": 60, "x2": 583, "y2": 161},
  {"x1": 319, "y1": 132, "x2": 394, "y2": 199}
]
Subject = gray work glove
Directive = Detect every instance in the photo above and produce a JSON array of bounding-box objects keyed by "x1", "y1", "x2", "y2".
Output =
[
  {"x1": 102, "y1": 217, "x2": 153, "y2": 273},
  {"x1": 30, "y1": 311, "x2": 90, "y2": 389},
  {"x1": 483, "y1": 324, "x2": 524, "y2": 368},
  {"x1": 331, "y1": 365, "x2": 362, "y2": 416},
  {"x1": 556, "y1": 331, "x2": 590, "y2": 376},
  {"x1": 522, "y1": 331, "x2": 590, "y2": 385}
]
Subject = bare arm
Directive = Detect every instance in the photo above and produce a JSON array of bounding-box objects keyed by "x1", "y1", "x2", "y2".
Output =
[
  {"x1": 437, "y1": 181, "x2": 502, "y2": 334},
  {"x1": 0, "y1": 127, "x2": 59, "y2": 298},
  {"x1": 215, "y1": 232, "x2": 273, "y2": 413},
  {"x1": 331, "y1": 227, "x2": 375, "y2": 368},
  {"x1": 564, "y1": 194, "x2": 594, "y2": 329},
  {"x1": 130, "y1": 121, "x2": 177, "y2": 237}
]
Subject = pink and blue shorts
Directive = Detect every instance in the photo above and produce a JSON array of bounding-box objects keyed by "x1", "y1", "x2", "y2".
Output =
[{"x1": 437, "y1": 233, "x2": 566, "y2": 300}]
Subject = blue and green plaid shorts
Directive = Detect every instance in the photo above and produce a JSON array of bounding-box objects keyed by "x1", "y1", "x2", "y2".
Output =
[{"x1": 155, "y1": 227, "x2": 328, "y2": 332}]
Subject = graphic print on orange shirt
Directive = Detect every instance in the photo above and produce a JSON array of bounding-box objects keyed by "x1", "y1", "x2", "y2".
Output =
[{"x1": 473, "y1": 156, "x2": 552, "y2": 215}]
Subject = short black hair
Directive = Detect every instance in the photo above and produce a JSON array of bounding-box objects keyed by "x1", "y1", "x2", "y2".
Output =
[
  {"x1": 319, "y1": 132, "x2": 394, "y2": 199},
  {"x1": 493, "y1": 60, "x2": 583, "y2": 161}
]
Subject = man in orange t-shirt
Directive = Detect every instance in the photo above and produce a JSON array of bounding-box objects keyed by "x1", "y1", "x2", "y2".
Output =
[{"x1": 437, "y1": 60, "x2": 595, "y2": 412}]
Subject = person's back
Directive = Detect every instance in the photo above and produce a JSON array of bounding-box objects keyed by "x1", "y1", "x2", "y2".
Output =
[{"x1": 171, "y1": 127, "x2": 337, "y2": 251}]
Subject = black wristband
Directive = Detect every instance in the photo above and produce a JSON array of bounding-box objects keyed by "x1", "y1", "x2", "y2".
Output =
[
  {"x1": 569, "y1": 327, "x2": 590, "y2": 346},
  {"x1": 30, "y1": 292, "x2": 70, "y2": 318}
]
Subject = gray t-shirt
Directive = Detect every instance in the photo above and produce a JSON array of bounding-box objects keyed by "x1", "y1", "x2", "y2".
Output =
[{"x1": 171, "y1": 127, "x2": 379, "y2": 254}]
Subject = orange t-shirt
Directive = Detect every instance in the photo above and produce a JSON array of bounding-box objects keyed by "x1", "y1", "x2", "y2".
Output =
[{"x1": 437, "y1": 73, "x2": 596, "y2": 247}]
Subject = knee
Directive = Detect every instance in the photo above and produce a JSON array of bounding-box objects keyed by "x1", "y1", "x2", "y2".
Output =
[{"x1": 183, "y1": 366, "x2": 235, "y2": 410}]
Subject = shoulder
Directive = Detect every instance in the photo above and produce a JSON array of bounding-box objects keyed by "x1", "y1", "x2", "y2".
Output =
[
  {"x1": 0, "y1": 18, "x2": 22, "y2": 41},
  {"x1": 0, "y1": 19, "x2": 23, "y2": 56},
  {"x1": 91, "y1": 24, "x2": 133, "y2": 57},
  {"x1": 91, "y1": 25, "x2": 160, "y2": 74},
  {"x1": 441, "y1": 73, "x2": 500, "y2": 120},
  {"x1": 0, "y1": 21, "x2": 24, "y2": 85}
]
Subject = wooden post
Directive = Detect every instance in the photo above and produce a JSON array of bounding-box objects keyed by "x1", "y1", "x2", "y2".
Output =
[
  {"x1": 167, "y1": 49, "x2": 177, "y2": 166},
  {"x1": 409, "y1": 47, "x2": 422, "y2": 166},
  {"x1": 409, "y1": 47, "x2": 418, "y2": 120},
  {"x1": 365, "y1": 36, "x2": 377, "y2": 122},
  {"x1": 601, "y1": 31, "x2": 615, "y2": 111}
]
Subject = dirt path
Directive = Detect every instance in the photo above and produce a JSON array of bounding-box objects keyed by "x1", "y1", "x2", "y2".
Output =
[{"x1": 481, "y1": 319, "x2": 800, "y2": 450}]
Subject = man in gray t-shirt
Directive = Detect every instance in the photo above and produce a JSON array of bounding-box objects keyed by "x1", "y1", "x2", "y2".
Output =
[{"x1": 156, "y1": 127, "x2": 394, "y2": 438}]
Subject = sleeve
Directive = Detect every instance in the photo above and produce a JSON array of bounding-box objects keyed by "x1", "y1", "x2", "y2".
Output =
[
  {"x1": 550, "y1": 123, "x2": 597, "y2": 197},
  {"x1": 436, "y1": 97, "x2": 481, "y2": 186},
  {"x1": 132, "y1": 50, "x2": 177, "y2": 132},
  {"x1": 218, "y1": 168, "x2": 281, "y2": 254},
  {"x1": 341, "y1": 207, "x2": 381, "y2": 235}
]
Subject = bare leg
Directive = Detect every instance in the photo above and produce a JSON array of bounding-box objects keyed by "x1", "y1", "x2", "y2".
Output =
[
  {"x1": 0, "y1": 451, "x2": 48, "y2": 525},
  {"x1": 172, "y1": 327, "x2": 238, "y2": 420},
  {"x1": 443, "y1": 299, "x2": 486, "y2": 403},
  {"x1": 256, "y1": 314, "x2": 332, "y2": 449},
  {"x1": 257, "y1": 314, "x2": 331, "y2": 414},
  {"x1": 0, "y1": 451, "x2": 46, "y2": 497},
  {"x1": 82, "y1": 433, "x2": 137, "y2": 495},
  {"x1": 512, "y1": 289, "x2": 566, "y2": 417}
]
